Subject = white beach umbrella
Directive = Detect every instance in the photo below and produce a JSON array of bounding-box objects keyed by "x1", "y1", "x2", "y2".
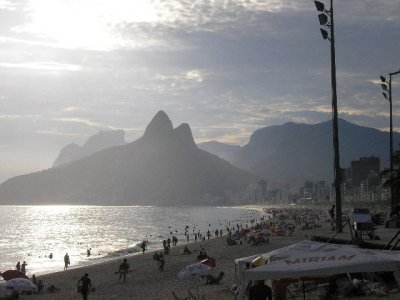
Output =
[
  {"x1": 177, "y1": 263, "x2": 212, "y2": 279},
  {"x1": 0, "y1": 278, "x2": 37, "y2": 293},
  {"x1": 177, "y1": 262, "x2": 213, "y2": 299}
]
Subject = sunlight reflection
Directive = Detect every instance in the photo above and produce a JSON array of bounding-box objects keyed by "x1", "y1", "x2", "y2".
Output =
[{"x1": 31, "y1": 205, "x2": 73, "y2": 215}]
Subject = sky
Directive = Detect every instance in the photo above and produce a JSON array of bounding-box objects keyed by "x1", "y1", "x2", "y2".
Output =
[{"x1": 0, "y1": 0, "x2": 399, "y2": 183}]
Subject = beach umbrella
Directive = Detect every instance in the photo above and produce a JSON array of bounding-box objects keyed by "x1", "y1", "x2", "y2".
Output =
[
  {"x1": 0, "y1": 278, "x2": 37, "y2": 293},
  {"x1": 177, "y1": 263, "x2": 213, "y2": 299},
  {"x1": 200, "y1": 257, "x2": 216, "y2": 268},
  {"x1": 177, "y1": 263, "x2": 213, "y2": 279},
  {"x1": 0, "y1": 270, "x2": 28, "y2": 281}
]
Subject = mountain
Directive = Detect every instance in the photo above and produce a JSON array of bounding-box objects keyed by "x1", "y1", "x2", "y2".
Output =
[
  {"x1": 0, "y1": 111, "x2": 257, "y2": 205},
  {"x1": 197, "y1": 141, "x2": 240, "y2": 162},
  {"x1": 53, "y1": 130, "x2": 126, "y2": 167},
  {"x1": 203, "y1": 119, "x2": 400, "y2": 188}
]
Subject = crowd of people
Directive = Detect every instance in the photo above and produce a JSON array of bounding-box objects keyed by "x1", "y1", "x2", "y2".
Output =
[{"x1": 5, "y1": 214, "x2": 267, "y2": 299}]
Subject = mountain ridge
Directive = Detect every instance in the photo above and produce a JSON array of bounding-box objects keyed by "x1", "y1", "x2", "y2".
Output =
[
  {"x1": 202, "y1": 119, "x2": 400, "y2": 189},
  {"x1": 53, "y1": 129, "x2": 126, "y2": 167},
  {"x1": 0, "y1": 111, "x2": 257, "y2": 205}
]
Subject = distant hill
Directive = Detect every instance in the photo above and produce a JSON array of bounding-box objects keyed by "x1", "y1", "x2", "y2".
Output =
[
  {"x1": 53, "y1": 130, "x2": 126, "y2": 167},
  {"x1": 201, "y1": 119, "x2": 400, "y2": 188},
  {"x1": 0, "y1": 111, "x2": 257, "y2": 205},
  {"x1": 197, "y1": 141, "x2": 240, "y2": 162}
]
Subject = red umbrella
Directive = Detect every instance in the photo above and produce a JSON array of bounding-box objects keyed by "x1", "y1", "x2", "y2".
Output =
[
  {"x1": 200, "y1": 257, "x2": 216, "y2": 268},
  {"x1": 0, "y1": 270, "x2": 28, "y2": 281}
]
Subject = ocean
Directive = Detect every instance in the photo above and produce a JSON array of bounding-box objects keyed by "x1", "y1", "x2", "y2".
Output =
[{"x1": 0, "y1": 205, "x2": 264, "y2": 278}]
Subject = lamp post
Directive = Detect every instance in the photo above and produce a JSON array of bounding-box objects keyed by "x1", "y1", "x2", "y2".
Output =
[
  {"x1": 314, "y1": 0, "x2": 343, "y2": 232},
  {"x1": 380, "y1": 70, "x2": 400, "y2": 212}
]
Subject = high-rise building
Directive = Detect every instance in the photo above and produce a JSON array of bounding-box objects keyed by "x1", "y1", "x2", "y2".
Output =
[{"x1": 348, "y1": 157, "x2": 380, "y2": 188}]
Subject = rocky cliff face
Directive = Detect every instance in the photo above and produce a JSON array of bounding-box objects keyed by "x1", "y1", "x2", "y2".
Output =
[{"x1": 0, "y1": 111, "x2": 257, "y2": 205}]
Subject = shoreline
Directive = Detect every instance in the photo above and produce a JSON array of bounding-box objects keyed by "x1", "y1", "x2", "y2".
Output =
[
  {"x1": 16, "y1": 205, "x2": 399, "y2": 299},
  {"x1": 18, "y1": 206, "x2": 331, "y2": 300},
  {"x1": 0, "y1": 205, "x2": 265, "y2": 280}
]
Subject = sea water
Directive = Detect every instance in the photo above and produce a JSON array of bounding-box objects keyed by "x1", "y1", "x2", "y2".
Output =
[{"x1": 0, "y1": 205, "x2": 263, "y2": 277}]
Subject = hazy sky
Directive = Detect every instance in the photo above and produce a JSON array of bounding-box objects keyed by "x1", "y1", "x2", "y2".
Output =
[{"x1": 0, "y1": 0, "x2": 399, "y2": 182}]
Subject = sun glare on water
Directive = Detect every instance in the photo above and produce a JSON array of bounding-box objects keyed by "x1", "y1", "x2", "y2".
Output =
[
  {"x1": 31, "y1": 205, "x2": 73, "y2": 215},
  {"x1": 18, "y1": 0, "x2": 161, "y2": 50}
]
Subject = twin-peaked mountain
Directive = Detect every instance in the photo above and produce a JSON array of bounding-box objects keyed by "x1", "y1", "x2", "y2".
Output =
[
  {"x1": 0, "y1": 111, "x2": 257, "y2": 205},
  {"x1": 1, "y1": 112, "x2": 397, "y2": 205}
]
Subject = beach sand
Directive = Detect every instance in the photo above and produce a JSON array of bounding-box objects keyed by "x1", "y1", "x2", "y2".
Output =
[{"x1": 19, "y1": 208, "x2": 399, "y2": 300}]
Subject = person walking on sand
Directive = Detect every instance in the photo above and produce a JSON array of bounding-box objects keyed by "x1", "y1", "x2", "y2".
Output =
[
  {"x1": 64, "y1": 253, "x2": 70, "y2": 270},
  {"x1": 78, "y1": 273, "x2": 91, "y2": 300},
  {"x1": 140, "y1": 241, "x2": 146, "y2": 254},
  {"x1": 118, "y1": 259, "x2": 130, "y2": 283}
]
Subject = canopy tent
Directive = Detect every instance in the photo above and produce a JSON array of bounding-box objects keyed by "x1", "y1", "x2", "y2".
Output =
[
  {"x1": 237, "y1": 240, "x2": 400, "y2": 299},
  {"x1": 234, "y1": 240, "x2": 337, "y2": 285}
]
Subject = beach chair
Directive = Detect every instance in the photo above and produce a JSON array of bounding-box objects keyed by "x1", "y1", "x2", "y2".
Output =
[{"x1": 352, "y1": 208, "x2": 374, "y2": 240}]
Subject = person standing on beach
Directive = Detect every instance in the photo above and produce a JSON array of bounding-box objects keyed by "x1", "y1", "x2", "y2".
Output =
[
  {"x1": 329, "y1": 205, "x2": 336, "y2": 231},
  {"x1": 15, "y1": 261, "x2": 21, "y2": 271},
  {"x1": 248, "y1": 280, "x2": 272, "y2": 300},
  {"x1": 21, "y1": 261, "x2": 27, "y2": 273},
  {"x1": 78, "y1": 273, "x2": 91, "y2": 300},
  {"x1": 118, "y1": 258, "x2": 130, "y2": 283},
  {"x1": 64, "y1": 253, "x2": 70, "y2": 270},
  {"x1": 141, "y1": 241, "x2": 146, "y2": 254}
]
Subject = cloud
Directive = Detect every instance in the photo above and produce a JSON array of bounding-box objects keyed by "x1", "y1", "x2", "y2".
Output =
[
  {"x1": 0, "y1": 61, "x2": 81, "y2": 71},
  {"x1": 0, "y1": 114, "x2": 40, "y2": 120},
  {"x1": 0, "y1": 0, "x2": 18, "y2": 10},
  {"x1": 62, "y1": 106, "x2": 91, "y2": 113},
  {"x1": 53, "y1": 117, "x2": 109, "y2": 129},
  {"x1": 35, "y1": 129, "x2": 86, "y2": 137},
  {"x1": 0, "y1": 0, "x2": 398, "y2": 181}
]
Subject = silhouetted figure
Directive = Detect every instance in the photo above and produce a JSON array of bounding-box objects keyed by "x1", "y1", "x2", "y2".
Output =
[
  {"x1": 15, "y1": 261, "x2": 20, "y2": 271},
  {"x1": 78, "y1": 273, "x2": 91, "y2": 300},
  {"x1": 183, "y1": 245, "x2": 191, "y2": 254},
  {"x1": 87, "y1": 249, "x2": 91, "y2": 257},
  {"x1": 141, "y1": 241, "x2": 146, "y2": 254},
  {"x1": 64, "y1": 253, "x2": 70, "y2": 270},
  {"x1": 329, "y1": 205, "x2": 336, "y2": 230},
  {"x1": 47, "y1": 284, "x2": 60, "y2": 293},
  {"x1": 248, "y1": 280, "x2": 272, "y2": 300},
  {"x1": 157, "y1": 252, "x2": 165, "y2": 271},
  {"x1": 202, "y1": 271, "x2": 225, "y2": 284},
  {"x1": 159, "y1": 256, "x2": 165, "y2": 271},
  {"x1": 21, "y1": 261, "x2": 27, "y2": 273},
  {"x1": 118, "y1": 259, "x2": 130, "y2": 283}
]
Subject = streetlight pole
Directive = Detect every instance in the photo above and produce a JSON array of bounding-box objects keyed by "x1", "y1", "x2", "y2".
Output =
[
  {"x1": 314, "y1": 0, "x2": 343, "y2": 232},
  {"x1": 380, "y1": 69, "x2": 400, "y2": 212}
]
